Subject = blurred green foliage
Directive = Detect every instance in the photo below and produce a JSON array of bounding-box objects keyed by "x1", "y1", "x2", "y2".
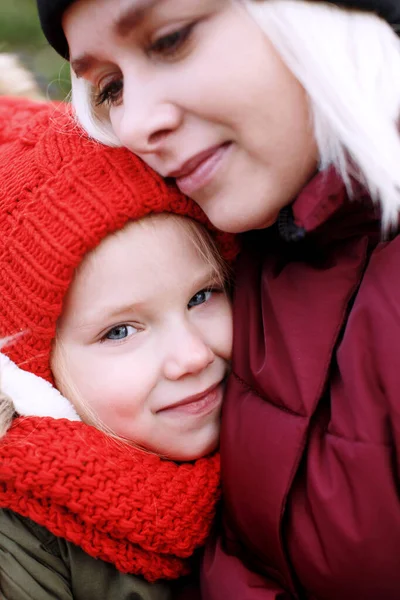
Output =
[{"x1": 0, "y1": 0, "x2": 71, "y2": 99}]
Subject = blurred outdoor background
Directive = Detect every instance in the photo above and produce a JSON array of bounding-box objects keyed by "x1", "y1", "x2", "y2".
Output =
[{"x1": 0, "y1": 0, "x2": 71, "y2": 99}]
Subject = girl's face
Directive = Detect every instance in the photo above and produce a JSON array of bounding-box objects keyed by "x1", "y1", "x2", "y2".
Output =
[
  {"x1": 63, "y1": 0, "x2": 318, "y2": 233},
  {"x1": 52, "y1": 216, "x2": 232, "y2": 461}
]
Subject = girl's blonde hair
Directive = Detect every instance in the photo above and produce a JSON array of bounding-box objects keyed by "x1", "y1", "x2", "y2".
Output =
[{"x1": 71, "y1": 0, "x2": 400, "y2": 229}]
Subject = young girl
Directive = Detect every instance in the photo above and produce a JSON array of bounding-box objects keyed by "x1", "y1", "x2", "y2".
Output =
[
  {"x1": 24, "y1": 0, "x2": 400, "y2": 598},
  {"x1": 0, "y1": 97, "x2": 236, "y2": 600}
]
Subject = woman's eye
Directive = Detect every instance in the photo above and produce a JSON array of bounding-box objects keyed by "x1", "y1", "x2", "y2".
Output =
[
  {"x1": 149, "y1": 24, "x2": 194, "y2": 58},
  {"x1": 188, "y1": 289, "x2": 214, "y2": 309},
  {"x1": 102, "y1": 324, "x2": 136, "y2": 341},
  {"x1": 95, "y1": 79, "x2": 123, "y2": 107}
]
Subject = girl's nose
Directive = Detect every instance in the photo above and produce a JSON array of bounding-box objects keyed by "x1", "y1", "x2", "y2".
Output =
[
  {"x1": 116, "y1": 80, "x2": 183, "y2": 155},
  {"x1": 163, "y1": 326, "x2": 215, "y2": 381}
]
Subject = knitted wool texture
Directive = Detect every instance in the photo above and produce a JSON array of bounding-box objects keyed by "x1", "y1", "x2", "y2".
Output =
[
  {"x1": 0, "y1": 97, "x2": 235, "y2": 580},
  {"x1": 0, "y1": 98, "x2": 236, "y2": 381},
  {"x1": 0, "y1": 417, "x2": 220, "y2": 581}
]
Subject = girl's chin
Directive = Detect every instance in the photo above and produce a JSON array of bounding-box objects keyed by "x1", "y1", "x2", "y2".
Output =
[{"x1": 171, "y1": 434, "x2": 220, "y2": 462}]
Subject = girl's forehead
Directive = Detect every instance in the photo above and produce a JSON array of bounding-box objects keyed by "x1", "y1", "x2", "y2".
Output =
[{"x1": 84, "y1": 215, "x2": 194, "y2": 272}]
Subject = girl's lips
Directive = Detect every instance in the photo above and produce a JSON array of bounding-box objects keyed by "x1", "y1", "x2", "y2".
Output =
[
  {"x1": 174, "y1": 143, "x2": 231, "y2": 196},
  {"x1": 158, "y1": 383, "x2": 224, "y2": 417}
]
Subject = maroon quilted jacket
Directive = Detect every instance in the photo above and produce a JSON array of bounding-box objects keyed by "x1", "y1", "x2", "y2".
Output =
[{"x1": 202, "y1": 168, "x2": 400, "y2": 599}]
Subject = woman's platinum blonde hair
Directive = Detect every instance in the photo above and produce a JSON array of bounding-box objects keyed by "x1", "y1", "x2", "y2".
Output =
[{"x1": 71, "y1": 0, "x2": 400, "y2": 228}]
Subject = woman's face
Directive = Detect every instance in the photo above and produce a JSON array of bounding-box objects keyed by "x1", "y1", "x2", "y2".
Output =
[{"x1": 64, "y1": 0, "x2": 318, "y2": 233}]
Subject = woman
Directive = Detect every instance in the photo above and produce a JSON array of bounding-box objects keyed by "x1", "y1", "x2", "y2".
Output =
[{"x1": 28, "y1": 0, "x2": 400, "y2": 597}]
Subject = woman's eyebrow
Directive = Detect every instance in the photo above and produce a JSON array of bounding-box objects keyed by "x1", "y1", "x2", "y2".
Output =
[
  {"x1": 71, "y1": 54, "x2": 98, "y2": 78},
  {"x1": 113, "y1": 0, "x2": 164, "y2": 37}
]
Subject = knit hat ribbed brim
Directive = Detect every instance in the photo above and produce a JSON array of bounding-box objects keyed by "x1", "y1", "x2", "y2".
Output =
[
  {"x1": 36, "y1": 0, "x2": 400, "y2": 59},
  {"x1": 0, "y1": 98, "x2": 236, "y2": 382}
]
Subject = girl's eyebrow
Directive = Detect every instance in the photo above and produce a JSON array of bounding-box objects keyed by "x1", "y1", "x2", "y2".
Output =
[
  {"x1": 73, "y1": 302, "x2": 144, "y2": 330},
  {"x1": 71, "y1": 266, "x2": 218, "y2": 329}
]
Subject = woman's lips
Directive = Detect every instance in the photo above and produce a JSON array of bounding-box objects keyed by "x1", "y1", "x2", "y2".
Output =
[
  {"x1": 157, "y1": 383, "x2": 224, "y2": 417},
  {"x1": 173, "y1": 143, "x2": 231, "y2": 196}
]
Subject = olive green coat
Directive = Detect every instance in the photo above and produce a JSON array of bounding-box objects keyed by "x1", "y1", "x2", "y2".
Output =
[{"x1": 0, "y1": 509, "x2": 173, "y2": 600}]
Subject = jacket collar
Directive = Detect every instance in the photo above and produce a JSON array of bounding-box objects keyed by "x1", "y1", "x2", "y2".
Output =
[
  {"x1": 292, "y1": 167, "x2": 348, "y2": 233},
  {"x1": 278, "y1": 167, "x2": 380, "y2": 243}
]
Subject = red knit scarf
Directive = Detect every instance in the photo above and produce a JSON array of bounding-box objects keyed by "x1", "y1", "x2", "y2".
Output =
[{"x1": 0, "y1": 417, "x2": 220, "y2": 582}]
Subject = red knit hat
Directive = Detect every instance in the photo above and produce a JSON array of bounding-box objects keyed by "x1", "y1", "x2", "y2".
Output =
[{"x1": 0, "y1": 97, "x2": 236, "y2": 382}]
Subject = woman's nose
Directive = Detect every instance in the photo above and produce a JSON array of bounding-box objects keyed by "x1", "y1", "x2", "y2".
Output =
[
  {"x1": 163, "y1": 326, "x2": 215, "y2": 381},
  {"x1": 115, "y1": 80, "x2": 183, "y2": 155}
]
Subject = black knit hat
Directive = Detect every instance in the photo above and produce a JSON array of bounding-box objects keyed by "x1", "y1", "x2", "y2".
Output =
[{"x1": 38, "y1": 0, "x2": 400, "y2": 59}]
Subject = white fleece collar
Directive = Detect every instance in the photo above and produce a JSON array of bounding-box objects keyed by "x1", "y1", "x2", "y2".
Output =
[{"x1": 0, "y1": 353, "x2": 81, "y2": 421}]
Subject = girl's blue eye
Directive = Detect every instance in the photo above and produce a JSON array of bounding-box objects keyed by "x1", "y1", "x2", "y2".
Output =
[
  {"x1": 103, "y1": 324, "x2": 136, "y2": 341},
  {"x1": 188, "y1": 289, "x2": 213, "y2": 309}
]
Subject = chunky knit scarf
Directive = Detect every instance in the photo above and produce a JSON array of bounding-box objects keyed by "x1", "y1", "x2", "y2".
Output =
[{"x1": 0, "y1": 416, "x2": 220, "y2": 582}]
